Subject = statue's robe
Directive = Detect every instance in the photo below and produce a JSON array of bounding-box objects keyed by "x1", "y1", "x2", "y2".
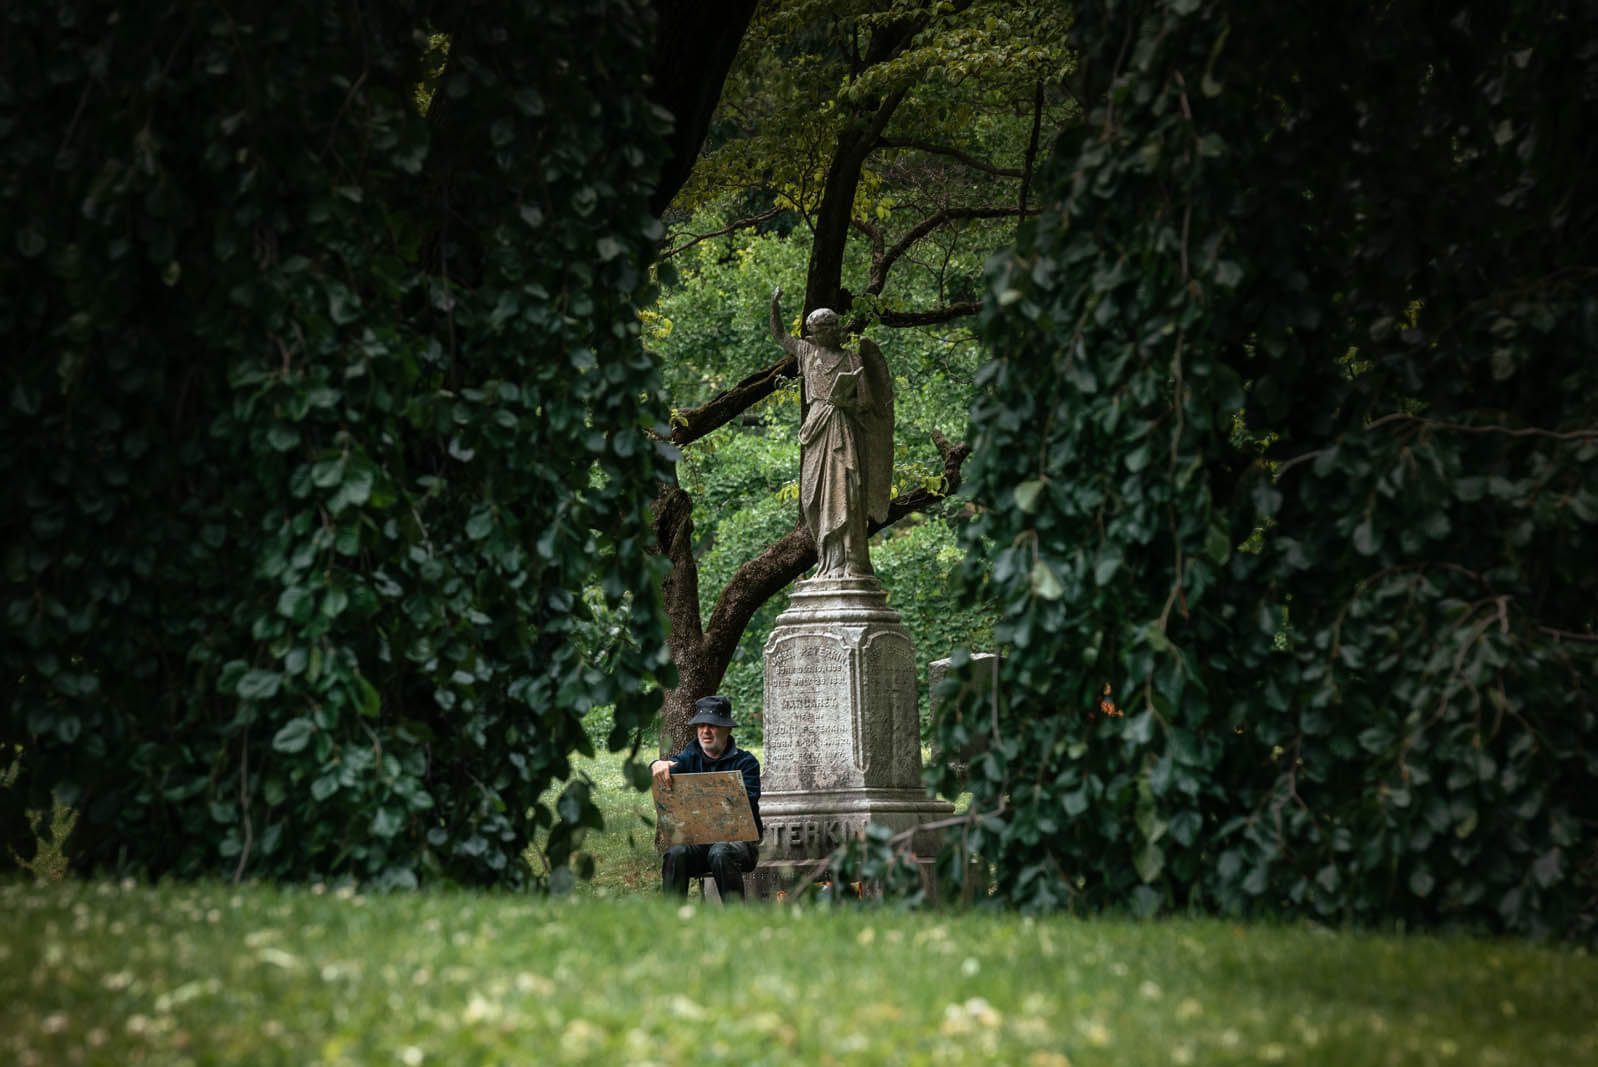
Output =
[{"x1": 798, "y1": 338, "x2": 893, "y2": 578}]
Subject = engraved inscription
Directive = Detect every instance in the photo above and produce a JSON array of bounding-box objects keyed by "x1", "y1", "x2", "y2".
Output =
[
  {"x1": 765, "y1": 634, "x2": 858, "y2": 792},
  {"x1": 769, "y1": 816, "x2": 868, "y2": 857},
  {"x1": 861, "y1": 632, "x2": 918, "y2": 787}
]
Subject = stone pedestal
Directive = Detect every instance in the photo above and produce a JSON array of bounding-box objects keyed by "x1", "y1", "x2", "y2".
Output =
[{"x1": 756, "y1": 576, "x2": 953, "y2": 890}]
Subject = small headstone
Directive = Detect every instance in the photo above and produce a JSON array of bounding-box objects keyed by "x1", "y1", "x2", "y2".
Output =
[{"x1": 928, "y1": 652, "x2": 1002, "y2": 784}]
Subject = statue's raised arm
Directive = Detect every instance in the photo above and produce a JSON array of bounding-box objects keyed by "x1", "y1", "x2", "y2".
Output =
[{"x1": 770, "y1": 287, "x2": 801, "y2": 357}]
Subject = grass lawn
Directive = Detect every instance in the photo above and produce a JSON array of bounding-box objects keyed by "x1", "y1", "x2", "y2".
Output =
[
  {"x1": 5, "y1": 749, "x2": 1595, "y2": 1065},
  {"x1": 4, "y1": 880, "x2": 1596, "y2": 1065}
]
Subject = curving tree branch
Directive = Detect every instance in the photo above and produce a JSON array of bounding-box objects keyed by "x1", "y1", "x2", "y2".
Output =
[
  {"x1": 661, "y1": 207, "x2": 785, "y2": 259},
  {"x1": 876, "y1": 136, "x2": 1026, "y2": 178},
  {"x1": 666, "y1": 353, "x2": 800, "y2": 448},
  {"x1": 878, "y1": 302, "x2": 983, "y2": 327}
]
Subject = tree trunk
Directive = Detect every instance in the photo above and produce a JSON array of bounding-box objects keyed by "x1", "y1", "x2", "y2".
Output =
[{"x1": 648, "y1": 0, "x2": 760, "y2": 217}]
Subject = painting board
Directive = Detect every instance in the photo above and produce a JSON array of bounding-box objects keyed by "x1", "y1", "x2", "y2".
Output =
[{"x1": 652, "y1": 771, "x2": 759, "y2": 846}]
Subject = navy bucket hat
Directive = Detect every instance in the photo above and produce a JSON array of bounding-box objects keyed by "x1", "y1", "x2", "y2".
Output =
[{"x1": 687, "y1": 695, "x2": 735, "y2": 728}]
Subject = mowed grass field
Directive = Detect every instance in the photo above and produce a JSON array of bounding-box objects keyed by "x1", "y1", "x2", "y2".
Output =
[
  {"x1": 5, "y1": 880, "x2": 1596, "y2": 1066},
  {"x1": 3, "y1": 748, "x2": 1595, "y2": 1065}
]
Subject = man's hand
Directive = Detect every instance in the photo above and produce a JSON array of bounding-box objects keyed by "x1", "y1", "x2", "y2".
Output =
[{"x1": 651, "y1": 759, "x2": 674, "y2": 791}]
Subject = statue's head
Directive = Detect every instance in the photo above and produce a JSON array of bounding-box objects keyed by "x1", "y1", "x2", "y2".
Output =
[{"x1": 803, "y1": 308, "x2": 842, "y2": 346}]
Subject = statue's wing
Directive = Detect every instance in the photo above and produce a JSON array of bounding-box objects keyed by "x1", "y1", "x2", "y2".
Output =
[{"x1": 858, "y1": 338, "x2": 894, "y2": 524}]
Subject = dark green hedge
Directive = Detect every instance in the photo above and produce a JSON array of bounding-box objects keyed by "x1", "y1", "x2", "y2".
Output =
[
  {"x1": 934, "y1": 1, "x2": 1597, "y2": 936},
  {"x1": 2, "y1": 1, "x2": 673, "y2": 887}
]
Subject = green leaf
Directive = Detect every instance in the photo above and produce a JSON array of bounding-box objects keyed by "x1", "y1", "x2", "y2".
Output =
[
  {"x1": 1093, "y1": 548, "x2": 1122, "y2": 585},
  {"x1": 466, "y1": 508, "x2": 495, "y2": 540},
  {"x1": 1013, "y1": 479, "x2": 1045, "y2": 513},
  {"x1": 321, "y1": 588, "x2": 349, "y2": 618},
  {"x1": 1030, "y1": 559, "x2": 1065, "y2": 600},
  {"x1": 272, "y1": 718, "x2": 315, "y2": 754},
  {"x1": 1134, "y1": 840, "x2": 1165, "y2": 883},
  {"x1": 1352, "y1": 519, "x2": 1379, "y2": 556},
  {"x1": 341, "y1": 464, "x2": 374, "y2": 507},
  {"x1": 277, "y1": 586, "x2": 315, "y2": 623},
  {"x1": 514, "y1": 87, "x2": 545, "y2": 116},
  {"x1": 217, "y1": 659, "x2": 250, "y2": 694},
  {"x1": 1204, "y1": 520, "x2": 1231, "y2": 564},
  {"x1": 1532, "y1": 848, "x2": 1563, "y2": 888},
  {"x1": 237, "y1": 669, "x2": 282, "y2": 700},
  {"x1": 267, "y1": 425, "x2": 301, "y2": 452},
  {"x1": 311, "y1": 457, "x2": 345, "y2": 488},
  {"x1": 371, "y1": 806, "x2": 404, "y2": 838},
  {"x1": 352, "y1": 672, "x2": 381, "y2": 719}
]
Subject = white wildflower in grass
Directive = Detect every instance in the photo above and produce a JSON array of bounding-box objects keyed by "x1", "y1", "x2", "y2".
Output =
[
  {"x1": 514, "y1": 972, "x2": 554, "y2": 995},
  {"x1": 940, "y1": 1002, "x2": 974, "y2": 1036},
  {"x1": 1077, "y1": 1019, "x2": 1111, "y2": 1047},
  {"x1": 1138, "y1": 979, "x2": 1162, "y2": 1000},
  {"x1": 462, "y1": 994, "x2": 499, "y2": 1024},
  {"x1": 399, "y1": 1045, "x2": 424, "y2": 1065},
  {"x1": 1026, "y1": 1052, "x2": 1072, "y2": 1067},
  {"x1": 857, "y1": 927, "x2": 875, "y2": 945},
  {"x1": 1176, "y1": 997, "x2": 1203, "y2": 1021},
  {"x1": 560, "y1": 1019, "x2": 602, "y2": 1056},
  {"x1": 961, "y1": 956, "x2": 980, "y2": 976},
  {"x1": 668, "y1": 994, "x2": 705, "y2": 1020}
]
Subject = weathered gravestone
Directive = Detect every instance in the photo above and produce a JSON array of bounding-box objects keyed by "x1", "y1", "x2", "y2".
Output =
[{"x1": 754, "y1": 577, "x2": 953, "y2": 892}]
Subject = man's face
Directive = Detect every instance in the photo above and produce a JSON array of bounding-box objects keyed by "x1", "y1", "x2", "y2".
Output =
[{"x1": 698, "y1": 723, "x2": 731, "y2": 758}]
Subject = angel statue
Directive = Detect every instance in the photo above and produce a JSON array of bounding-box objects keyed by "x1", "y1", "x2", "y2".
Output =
[{"x1": 770, "y1": 287, "x2": 894, "y2": 579}]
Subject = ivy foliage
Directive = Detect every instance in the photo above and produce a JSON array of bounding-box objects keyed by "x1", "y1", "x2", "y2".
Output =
[
  {"x1": 1, "y1": 1, "x2": 673, "y2": 888},
  {"x1": 938, "y1": 1, "x2": 1598, "y2": 935}
]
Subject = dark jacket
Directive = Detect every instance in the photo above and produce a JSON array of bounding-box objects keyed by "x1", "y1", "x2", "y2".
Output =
[{"x1": 667, "y1": 737, "x2": 762, "y2": 840}]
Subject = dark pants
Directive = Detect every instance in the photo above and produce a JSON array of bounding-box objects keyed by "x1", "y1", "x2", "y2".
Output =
[{"x1": 662, "y1": 841, "x2": 759, "y2": 901}]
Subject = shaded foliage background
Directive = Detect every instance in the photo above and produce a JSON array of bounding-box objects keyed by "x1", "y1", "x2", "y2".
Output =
[
  {"x1": 930, "y1": 1, "x2": 1597, "y2": 936},
  {"x1": 652, "y1": 223, "x2": 994, "y2": 732},
  {"x1": 1, "y1": 0, "x2": 673, "y2": 888}
]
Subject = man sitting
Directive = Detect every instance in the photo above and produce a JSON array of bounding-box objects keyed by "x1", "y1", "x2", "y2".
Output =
[{"x1": 652, "y1": 695, "x2": 762, "y2": 901}]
